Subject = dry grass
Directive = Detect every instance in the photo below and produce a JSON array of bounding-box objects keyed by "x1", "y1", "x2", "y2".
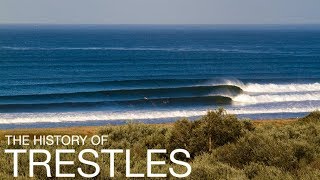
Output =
[
  {"x1": 0, "y1": 126, "x2": 98, "y2": 140},
  {"x1": 0, "y1": 118, "x2": 296, "y2": 140},
  {"x1": 252, "y1": 118, "x2": 298, "y2": 126}
]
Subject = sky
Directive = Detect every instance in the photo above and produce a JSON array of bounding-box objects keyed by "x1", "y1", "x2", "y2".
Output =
[{"x1": 0, "y1": 0, "x2": 320, "y2": 24}]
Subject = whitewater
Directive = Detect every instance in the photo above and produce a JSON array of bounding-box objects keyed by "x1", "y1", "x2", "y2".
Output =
[
  {"x1": 1, "y1": 25, "x2": 320, "y2": 128},
  {"x1": 0, "y1": 81, "x2": 319, "y2": 125}
]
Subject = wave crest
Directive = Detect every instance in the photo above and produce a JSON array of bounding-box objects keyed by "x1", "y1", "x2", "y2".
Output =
[
  {"x1": 244, "y1": 83, "x2": 320, "y2": 93},
  {"x1": 234, "y1": 92, "x2": 320, "y2": 104},
  {"x1": 1, "y1": 107, "x2": 319, "y2": 124}
]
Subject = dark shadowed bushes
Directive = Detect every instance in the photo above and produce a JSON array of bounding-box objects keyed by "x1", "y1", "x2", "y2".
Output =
[
  {"x1": 168, "y1": 108, "x2": 252, "y2": 157},
  {"x1": 244, "y1": 163, "x2": 294, "y2": 180},
  {"x1": 299, "y1": 110, "x2": 320, "y2": 123},
  {"x1": 198, "y1": 108, "x2": 244, "y2": 150}
]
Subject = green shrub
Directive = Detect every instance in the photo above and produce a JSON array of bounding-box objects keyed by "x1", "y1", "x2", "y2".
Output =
[
  {"x1": 99, "y1": 123, "x2": 168, "y2": 150},
  {"x1": 214, "y1": 132, "x2": 301, "y2": 171},
  {"x1": 189, "y1": 153, "x2": 247, "y2": 180},
  {"x1": 242, "y1": 119, "x2": 255, "y2": 132},
  {"x1": 215, "y1": 121, "x2": 320, "y2": 172},
  {"x1": 167, "y1": 119, "x2": 193, "y2": 150},
  {"x1": 244, "y1": 163, "x2": 294, "y2": 180},
  {"x1": 299, "y1": 110, "x2": 320, "y2": 123},
  {"x1": 168, "y1": 108, "x2": 246, "y2": 156},
  {"x1": 296, "y1": 167, "x2": 320, "y2": 180},
  {"x1": 198, "y1": 108, "x2": 244, "y2": 150}
]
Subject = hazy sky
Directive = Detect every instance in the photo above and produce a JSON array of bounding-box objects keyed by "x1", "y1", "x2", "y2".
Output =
[{"x1": 1, "y1": 0, "x2": 320, "y2": 24}]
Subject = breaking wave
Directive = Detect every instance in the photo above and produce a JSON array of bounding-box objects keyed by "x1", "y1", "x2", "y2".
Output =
[
  {"x1": 0, "y1": 78, "x2": 319, "y2": 123},
  {"x1": 244, "y1": 83, "x2": 320, "y2": 93},
  {"x1": 234, "y1": 92, "x2": 320, "y2": 104},
  {"x1": 0, "y1": 106, "x2": 319, "y2": 124}
]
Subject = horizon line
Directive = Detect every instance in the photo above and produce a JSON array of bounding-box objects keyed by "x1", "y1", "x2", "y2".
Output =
[{"x1": 1, "y1": 23, "x2": 320, "y2": 26}]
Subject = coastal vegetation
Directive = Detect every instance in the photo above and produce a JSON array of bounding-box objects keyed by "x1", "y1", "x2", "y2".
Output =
[{"x1": 1, "y1": 109, "x2": 320, "y2": 179}]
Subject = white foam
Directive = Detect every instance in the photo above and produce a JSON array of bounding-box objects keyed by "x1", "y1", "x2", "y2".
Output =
[
  {"x1": 234, "y1": 92, "x2": 320, "y2": 104},
  {"x1": 228, "y1": 107, "x2": 320, "y2": 115},
  {"x1": 244, "y1": 83, "x2": 320, "y2": 93},
  {"x1": 0, "y1": 107, "x2": 319, "y2": 124},
  {"x1": 0, "y1": 110, "x2": 206, "y2": 124},
  {"x1": 222, "y1": 79, "x2": 245, "y2": 87}
]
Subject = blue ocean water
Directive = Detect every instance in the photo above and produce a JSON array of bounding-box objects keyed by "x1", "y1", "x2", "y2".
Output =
[{"x1": 0, "y1": 25, "x2": 319, "y2": 128}]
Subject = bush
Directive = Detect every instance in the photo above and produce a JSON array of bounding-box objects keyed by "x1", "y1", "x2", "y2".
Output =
[
  {"x1": 169, "y1": 108, "x2": 247, "y2": 156},
  {"x1": 296, "y1": 167, "x2": 320, "y2": 180},
  {"x1": 242, "y1": 119, "x2": 255, "y2": 131},
  {"x1": 198, "y1": 108, "x2": 244, "y2": 150},
  {"x1": 99, "y1": 123, "x2": 168, "y2": 150},
  {"x1": 214, "y1": 119, "x2": 320, "y2": 172},
  {"x1": 214, "y1": 133, "x2": 298, "y2": 171},
  {"x1": 189, "y1": 153, "x2": 247, "y2": 180},
  {"x1": 244, "y1": 163, "x2": 294, "y2": 180},
  {"x1": 299, "y1": 110, "x2": 320, "y2": 123},
  {"x1": 167, "y1": 119, "x2": 193, "y2": 150}
]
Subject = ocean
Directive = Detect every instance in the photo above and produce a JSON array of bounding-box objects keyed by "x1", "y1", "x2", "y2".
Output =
[{"x1": 0, "y1": 25, "x2": 319, "y2": 129}]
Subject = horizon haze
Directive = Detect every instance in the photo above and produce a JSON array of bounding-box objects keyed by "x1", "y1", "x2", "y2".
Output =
[{"x1": 1, "y1": 0, "x2": 320, "y2": 24}]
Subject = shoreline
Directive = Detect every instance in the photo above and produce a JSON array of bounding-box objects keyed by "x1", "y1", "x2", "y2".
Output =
[{"x1": 0, "y1": 118, "x2": 297, "y2": 139}]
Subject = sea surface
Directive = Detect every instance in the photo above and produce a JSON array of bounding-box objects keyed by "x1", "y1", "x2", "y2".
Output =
[{"x1": 0, "y1": 25, "x2": 319, "y2": 129}]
